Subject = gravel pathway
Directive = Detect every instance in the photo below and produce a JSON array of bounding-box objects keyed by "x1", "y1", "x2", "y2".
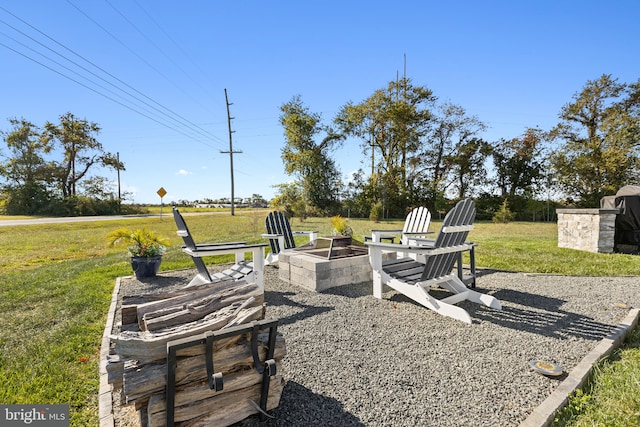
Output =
[{"x1": 115, "y1": 266, "x2": 640, "y2": 426}]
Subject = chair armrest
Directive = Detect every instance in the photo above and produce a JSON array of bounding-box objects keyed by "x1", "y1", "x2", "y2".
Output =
[
  {"x1": 182, "y1": 242, "x2": 266, "y2": 251},
  {"x1": 410, "y1": 237, "x2": 436, "y2": 247},
  {"x1": 194, "y1": 241, "x2": 246, "y2": 248},
  {"x1": 292, "y1": 230, "x2": 318, "y2": 235},
  {"x1": 403, "y1": 231, "x2": 434, "y2": 237},
  {"x1": 292, "y1": 230, "x2": 318, "y2": 241},
  {"x1": 366, "y1": 241, "x2": 475, "y2": 255},
  {"x1": 365, "y1": 241, "x2": 413, "y2": 251},
  {"x1": 370, "y1": 229, "x2": 402, "y2": 243},
  {"x1": 371, "y1": 229, "x2": 403, "y2": 234},
  {"x1": 261, "y1": 233, "x2": 281, "y2": 239},
  {"x1": 182, "y1": 242, "x2": 267, "y2": 258},
  {"x1": 410, "y1": 238, "x2": 476, "y2": 250}
]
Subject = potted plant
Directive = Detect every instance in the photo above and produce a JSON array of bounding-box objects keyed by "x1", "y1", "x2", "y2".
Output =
[
  {"x1": 330, "y1": 215, "x2": 353, "y2": 245},
  {"x1": 106, "y1": 226, "x2": 170, "y2": 279}
]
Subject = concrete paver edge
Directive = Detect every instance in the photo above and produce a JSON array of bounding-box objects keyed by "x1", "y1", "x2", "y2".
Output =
[
  {"x1": 519, "y1": 307, "x2": 640, "y2": 427},
  {"x1": 99, "y1": 277, "x2": 123, "y2": 427}
]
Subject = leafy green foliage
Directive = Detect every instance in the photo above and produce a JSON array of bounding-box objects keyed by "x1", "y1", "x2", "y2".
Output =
[
  {"x1": 270, "y1": 181, "x2": 303, "y2": 219},
  {"x1": 553, "y1": 328, "x2": 640, "y2": 426},
  {"x1": 105, "y1": 226, "x2": 170, "y2": 257},
  {"x1": 492, "y1": 199, "x2": 515, "y2": 223},
  {"x1": 330, "y1": 215, "x2": 352, "y2": 236},
  {"x1": 0, "y1": 118, "x2": 55, "y2": 214},
  {"x1": 491, "y1": 127, "x2": 547, "y2": 198},
  {"x1": 335, "y1": 78, "x2": 437, "y2": 216},
  {"x1": 42, "y1": 112, "x2": 105, "y2": 199},
  {"x1": 369, "y1": 201, "x2": 383, "y2": 222},
  {"x1": 1, "y1": 113, "x2": 124, "y2": 215},
  {"x1": 550, "y1": 74, "x2": 640, "y2": 206},
  {"x1": 279, "y1": 96, "x2": 343, "y2": 213}
]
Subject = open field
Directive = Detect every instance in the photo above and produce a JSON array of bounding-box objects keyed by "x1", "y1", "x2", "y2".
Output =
[{"x1": 0, "y1": 211, "x2": 639, "y2": 425}]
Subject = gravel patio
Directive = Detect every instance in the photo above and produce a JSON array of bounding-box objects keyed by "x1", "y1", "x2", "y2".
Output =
[{"x1": 109, "y1": 265, "x2": 640, "y2": 426}]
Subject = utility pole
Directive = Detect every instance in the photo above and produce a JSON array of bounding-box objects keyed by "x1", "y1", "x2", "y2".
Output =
[
  {"x1": 116, "y1": 152, "x2": 121, "y2": 202},
  {"x1": 221, "y1": 88, "x2": 242, "y2": 215},
  {"x1": 370, "y1": 127, "x2": 375, "y2": 177}
]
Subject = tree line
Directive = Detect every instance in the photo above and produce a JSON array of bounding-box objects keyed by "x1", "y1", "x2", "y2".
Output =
[
  {"x1": 2, "y1": 74, "x2": 638, "y2": 219},
  {"x1": 0, "y1": 112, "x2": 125, "y2": 215},
  {"x1": 275, "y1": 74, "x2": 640, "y2": 221}
]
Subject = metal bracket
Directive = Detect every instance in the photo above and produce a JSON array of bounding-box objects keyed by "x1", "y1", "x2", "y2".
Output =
[
  {"x1": 254, "y1": 321, "x2": 278, "y2": 420},
  {"x1": 166, "y1": 319, "x2": 280, "y2": 427},
  {"x1": 205, "y1": 333, "x2": 224, "y2": 391}
]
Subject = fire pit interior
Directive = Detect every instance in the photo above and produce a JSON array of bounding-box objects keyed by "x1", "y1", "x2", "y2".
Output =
[{"x1": 294, "y1": 236, "x2": 368, "y2": 259}]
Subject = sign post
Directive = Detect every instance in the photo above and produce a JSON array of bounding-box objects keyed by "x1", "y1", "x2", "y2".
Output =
[{"x1": 157, "y1": 187, "x2": 167, "y2": 218}]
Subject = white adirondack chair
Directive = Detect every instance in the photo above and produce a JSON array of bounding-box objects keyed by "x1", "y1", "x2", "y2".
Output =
[
  {"x1": 173, "y1": 207, "x2": 266, "y2": 288},
  {"x1": 369, "y1": 206, "x2": 432, "y2": 244},
  {"x1": 261, "y1": 211, "x2": 318, "y2": 265},
  {"x1": 366, "y1": 199, "x2": 501, "y2": 324}
]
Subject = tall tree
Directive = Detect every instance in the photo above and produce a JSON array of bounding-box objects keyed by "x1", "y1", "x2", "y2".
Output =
[
  {"x1": 335, "y1": 77, "x2": 434, "y2": 214},
  {"x1": 418, "y1": 102, "x2": 487, "y2": 209},
  {"x1": 492, "y1": 127, "x2": 547, "y2": 198},
  {"x1": 42, "y1": 112, "x2": 113, "y2": 198},
  {"x1": 447, "y1": 137, "x2": 491, "y2": 199},
  {"x1": 550, "y1": 74, "x2": 640, "y2": 206},
  {"x1": 279, "y1": 96, "x2": 343, "y2": 213},
  {"x1": 0, "y1": 118, "x2": 56, "y2": 214}
]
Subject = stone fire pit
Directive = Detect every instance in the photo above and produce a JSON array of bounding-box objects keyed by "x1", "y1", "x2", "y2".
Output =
[{"x1": 277, "y1": 237, "x2": 371, "y2": 292}]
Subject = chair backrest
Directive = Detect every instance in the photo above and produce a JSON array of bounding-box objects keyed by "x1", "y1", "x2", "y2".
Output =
[
  {"x1": 402, "y1": 206, "x2": 431, "y2": 243},
  {"x1": 265, "y1": 211, "x2": 296, "y2": 254},
  {"x1": 173, "y1": 206, "x2": 212, "y2": 281},
  {"x1": 173, "y1": 206, "x2": 197, "y2": 250},
  {"x1": 421, "y1": 199, "x2": 475, "y2": 281}
]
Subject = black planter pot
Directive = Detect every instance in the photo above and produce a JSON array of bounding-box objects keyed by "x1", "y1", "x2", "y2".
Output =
[{"x1": 130, "y1": 255, "x2": 163, "y2": 279}]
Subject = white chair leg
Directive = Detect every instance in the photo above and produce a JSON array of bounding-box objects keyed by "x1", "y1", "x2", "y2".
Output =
[
  {"x1": 438, "y1": 276, "x2": 502, "y2": 310},
  {"x1": 387, "y1": 278, "x2": 473, "y2": 324},
  {"x1": 369, "y1": 247, "x2": 384, "y2": 299},
  {"x1": 251, "y1": 248, "x2": 265, "y2": 290},
  {"x1": 186, "y1": 273, "x2": 210, "y2": 287},
  {"x1": 372, "y1": 270, "x2": 383, "y2": 299}
]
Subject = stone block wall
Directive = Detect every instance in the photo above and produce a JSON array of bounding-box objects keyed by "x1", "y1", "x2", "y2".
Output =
[
  {"x1": 278, "y1": 251, "x2": 372, "y2": 292},
  {"x1": 556, "y1": 208, "x2": 620, "y2": 253}
]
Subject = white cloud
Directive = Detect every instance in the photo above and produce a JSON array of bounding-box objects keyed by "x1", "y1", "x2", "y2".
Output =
[{"x1": 176, "y1": 169, "x2": 191, "y2": 176}]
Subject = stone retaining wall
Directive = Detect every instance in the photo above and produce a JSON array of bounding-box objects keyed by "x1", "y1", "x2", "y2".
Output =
[{"x1": 556, "y1": 208, "x2": 620, "y2": 253}]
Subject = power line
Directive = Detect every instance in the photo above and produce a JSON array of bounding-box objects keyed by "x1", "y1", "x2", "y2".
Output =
[
  {"x1": 65, "y1": 0, "x2": 224, "y2": 145},
  {"x1": 0, "y1": 21, "x2": 214, "y2": 146},
  {"x1": 131, "y1": 0, "x2": 217, "y2": 101},
  {"x1": 106, "y1": 0, "x2": 216, "y2": 111},
  {"x1": 0, "y1": 38, "x2": 212, "y2": 145},
  {"x1": 0, "y1": 4, "x2": 225, "y2": 148}
]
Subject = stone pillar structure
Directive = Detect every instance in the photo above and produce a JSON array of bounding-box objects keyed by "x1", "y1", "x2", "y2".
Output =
[{"x1": 556, "y1": 208, "x2": 620, "y2": 253}]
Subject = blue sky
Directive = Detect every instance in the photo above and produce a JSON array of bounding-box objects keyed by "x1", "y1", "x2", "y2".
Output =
[{"x1": 1, "y1": 1, "x2": 638, "y2": 204}]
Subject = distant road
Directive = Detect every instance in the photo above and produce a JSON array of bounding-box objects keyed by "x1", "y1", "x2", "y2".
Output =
[
  {"x1": 0, "y1": 214, "x2": 162, "y2": 226},
  {"x1": 0, "y1": 210, "x2": 240, "y2": 227},
  {"x1": 0, "y1": 209, "x2": 268, "y2": 227}
]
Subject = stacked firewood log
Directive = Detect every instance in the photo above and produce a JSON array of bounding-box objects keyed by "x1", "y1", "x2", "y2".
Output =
[{"x1": 107, "y1": 279, "x2": 286, "y2": 426}]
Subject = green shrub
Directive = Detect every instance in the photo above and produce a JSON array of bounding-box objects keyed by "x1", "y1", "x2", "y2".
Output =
[
  {"x1": 369, "y1": 201, "x2": 383, "y2": 222},
  {"x1": 493, "y1": 199, "x2": 515, "y2": 223}
]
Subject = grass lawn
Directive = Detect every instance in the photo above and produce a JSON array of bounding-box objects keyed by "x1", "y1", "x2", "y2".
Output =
[
  {"x1": 552, "y1": 327, "x2": 640, "y2": 426},
  {"x1": 0, "y1": 211, "x2": 639, "y2": 426}
]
